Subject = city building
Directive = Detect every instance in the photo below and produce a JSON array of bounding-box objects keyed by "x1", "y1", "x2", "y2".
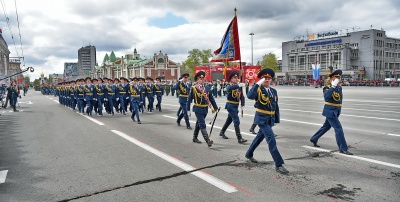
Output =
[
  {"x1": 96, "y1": 49, "x2": 180, "y2": 81},
  {"x1": 78, "y1": 45, "x2": 96, "y2": 77},
  {"x1": 0, "y1": 31, "x2": 10, "y2": 80},
  {"x1": 282, "y1": 29, "x2": 400, "y2": 81},
  {"x1": 8, "y1": 57, "x2": 23, "y2": 84}
]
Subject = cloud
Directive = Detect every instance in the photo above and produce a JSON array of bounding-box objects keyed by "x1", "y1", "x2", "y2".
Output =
[{"x1": 0, "y1": 0, "x2": 398, "y2": 81}]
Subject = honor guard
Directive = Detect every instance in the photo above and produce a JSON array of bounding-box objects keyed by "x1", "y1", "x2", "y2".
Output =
[
  {"x1": 138, "y1": 77, "x2": 146, "y2": 113},
  {"x1": 145, "y1": 77, "x2": 155, "y2": 112},
  {"x1": 187, "y1": 71, "x2": 219, "y2": 147},
  {"x1": 245, "y1": 68, "x2": 289, "y2": 174},
  {"x1": 69, "y1": 80, "x2": 77, "y2": 111},
  {"x1": 92, "y1": 79, "x2": 99, "y2": 114},
  {"x1": 129, "y1": 77, "x2": 142, "y2": 124},
  {"x1": 219, "y1": 71, "x2": 247, "y2": 143},
  {"x1": 310, "y1": 70, "x2": 353, "y2": 155},
  {"x1": 106, "y1": 78, "x2": 116, "y2": 115},
  {"x1": 95, "y1": 78, "x2": 106, "y2": 116},
  {"x1": 117, "y1": 77, "x2": 129, "y2": 115},
  {"x1": 175, "y1": 73, "x2": 192, "y2": 130},
  {"x1": 75, "y1": 79, "x2": 85, "y2": 114},
  {"x1": 114, "y1": 78, "x2": 121, "y2": 113},
  {"x1": 154, "y1": 77, "x2": 164, "y2": 112},
  {"x1": 84, "y1": 77, "x2": 94, "y2": 116}
]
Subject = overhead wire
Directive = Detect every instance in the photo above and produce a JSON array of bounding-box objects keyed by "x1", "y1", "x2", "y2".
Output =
[
  {"x1": 14, "y1": 0, "x2": 25, "y2": 67},
  {"x1": 0, "y1": 0, "x2": 19, "y2": 58}
]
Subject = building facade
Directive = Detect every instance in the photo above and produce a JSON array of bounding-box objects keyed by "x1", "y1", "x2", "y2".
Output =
[
  {"x1": 0, "y1": 33, "x2": 10, "y2": 79},
  {"x1": 78, "y1": 45, "x2": 96, "y2": 77},
  {"x1": 282, "y1": 29, "x2": 400, "y2": 80},
  {"x1": 95, "y1": 49, "x2": 180, "y2": 81}
]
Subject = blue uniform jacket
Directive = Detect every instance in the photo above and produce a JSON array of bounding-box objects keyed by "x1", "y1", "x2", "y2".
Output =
[
  {"x1": 117, "y1": 84, "x2": 129, "y2": 98},
  {"x1": 225, "y1": 84, "x2": 245, "y2": 112},
  {"x1": 174, "y1": 81, "x2": 190, "y2": 104},
  {"x1": 154, "y1": 84, "x2": 164, "y2": 97},
  {"x1": 95, "y1": 84, "x2": 106, "y2": 100},
  {"x1": 84, "y1": 84, "x2": 94, "y2": 100},
  {"x1": 129, "y1": 84, "x2": 141, "y2": 103},
  {"x1": 145, "y1": 84, "x2": 154, "y2": 97},
  {"x1": 75, "y1": 85, "x2": 85, "y2": 99},
  {"x1": 322, "y1": 85, "x2": 343, "y2": 118},
  {"x1": 187, "y1": 85, "x2": 218, "y2": 114},
  {"x1": 247, "y1": 84, "x2": 280, "y2": 126}
]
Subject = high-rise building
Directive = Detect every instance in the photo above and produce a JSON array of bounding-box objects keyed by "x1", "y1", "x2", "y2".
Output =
[{"x1": 78, "y1": 45, "x2": 96, "y2": 77}]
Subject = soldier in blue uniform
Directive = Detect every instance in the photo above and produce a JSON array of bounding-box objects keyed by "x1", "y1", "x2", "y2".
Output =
[
  {"x1": 145, "y1": 77, "x2": 155, "y2": 112},
  {"x1": 69, "y1": 80, "x2": 77, "y2": 111},
  {"x1": 175, "y1": 73, "x2": 192, "y2": 130},
  {"x1": 106, "y1": 78, "x2": 116, "y2": 115},
  {"x1": 84, "y1": 77, "x2": 94, "y2": 116},
  {"x1": 114, "y1": 78, "x2": 121, "y2": 113},
  {"x1": 118, "y1": 77, "x2": 129, "y2": 115},
  {"x1": 138, "y1": 77, "x2": 146, "y2": 113},
  {"x1": 129, "y1": 77, "x2": 142, "y2": 124},
  {"x1": 154, "y1": 77, "x2": 164, "y2": 112},
  {"x1": 75, "y1": 79, "x2": 85, "y2": 114},
  {"x1": 187, "y1": 71, "x2": 219, "y2": 147},
  {"x1": 219, "y1": 71, "x2": 247, "y2": 143},
  {"x1": 245, "y1": 68, "x2": 289, "y2": 174},
  {"x1": 95, "y1": 78, "x2": 106, "y2": 116},
  {"x1": 92, "y1": 79, "x2": 99, "y2": 114},
  {"x1": 310, "y1": 70, "x2": 353, "y2": 155}
]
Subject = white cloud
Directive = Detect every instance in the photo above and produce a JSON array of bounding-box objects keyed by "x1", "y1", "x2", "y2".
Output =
[{"x1": 0, "y1": 0, "x2": 398, "y2": 81}]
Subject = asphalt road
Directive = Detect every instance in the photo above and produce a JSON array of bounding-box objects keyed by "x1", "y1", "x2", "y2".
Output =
[{"x1": 1, "y1": 86, "x2": 399, "y2": 202}]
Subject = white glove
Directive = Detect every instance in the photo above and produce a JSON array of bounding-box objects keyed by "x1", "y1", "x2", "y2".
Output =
[
  {"x1": 256, "y1": 78, "x2": 265, "y2": 85},
  {"x1": 116, "y1": 98, "x2": 119, "y2": 101},
  {"x1": 93, "y1": 98, "x2": 97, "y2": 101},
  {"x1": 179, "y1": 79, "x2": 183, "y2": 82},
  {"x1": 331, "y1": 78, "x2": 339, "y2": 87},
  {"x1": 105, "y1": 98, "x2": 108, "y2": 101},
  {"x1": 126, "y1": 97, "x2": 129, "y2": 100},
  {"x1": 238, "y1": 83, "x2": 245, "y2": 87},
  {"x1": 84, "y1": 99, "x2": 86, "y2": 101}
]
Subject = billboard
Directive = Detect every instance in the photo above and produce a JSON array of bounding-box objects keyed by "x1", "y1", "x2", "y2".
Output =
[{"x1": 64, "y1": 63, "x2": 78, "y2": 76}]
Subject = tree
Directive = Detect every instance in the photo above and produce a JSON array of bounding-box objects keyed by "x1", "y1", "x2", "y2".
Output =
[
  {"x1": 259, "y1": 53, "x2": 278, "y2": 71},
  {"x1": 33, "y1": 79, "x2": 40, "y2": 86},
  {"x1": 181, "y1": 49, "x2": 212, "y2": 79},
  {"x1": 24, "y1": 76, "x2": 30, "y2": 85}
]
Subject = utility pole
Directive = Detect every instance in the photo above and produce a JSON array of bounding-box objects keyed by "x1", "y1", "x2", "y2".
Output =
[{"x1": 249, "y1": 33, "x2": 254, "y2": 65}]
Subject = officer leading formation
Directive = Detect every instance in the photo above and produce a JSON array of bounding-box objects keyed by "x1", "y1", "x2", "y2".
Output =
[{"x1": 49, "y1": 68, "x2": 356, "y2": 175}]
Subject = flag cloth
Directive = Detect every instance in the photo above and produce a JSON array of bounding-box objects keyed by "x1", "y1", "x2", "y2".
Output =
[
  {"x1": 312, "y1": 64, "x2": 321, "y2": 81},
  {"x1": 211, "y1": 14, "x2": 241, "y2": 62}
]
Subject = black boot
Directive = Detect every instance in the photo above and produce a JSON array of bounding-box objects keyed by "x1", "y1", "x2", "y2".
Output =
[
  {"x1": 235, "y1": 125, "x2": 247, "y2": 144},
  {"x1": 219, "y1": 122, "x2": 229, "y2": 139},
  {"x1": 249, "y1": 124, "x2": 257, "y2": 134},
  {"x1": 200, "y1": 128, "x2": 213, "y2": 147},
  {"x1": 193, "y1": 127, "x2": 201, "y2": 143}
]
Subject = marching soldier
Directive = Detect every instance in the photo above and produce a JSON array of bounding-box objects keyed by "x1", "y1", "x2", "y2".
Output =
[
  {"x1": 118, "y1": 77, "x2": 129, "y2": 115},
  {"x1": 114, "y1": 78, "x2": 121, "y2": 113},
  {"x1": 187, "y1": 71, "x2": 219, "y2": 147},
  {"x1": 219, "y1": 71, "x2": 247, "y2": 143},
  {"x1": 175, "y1": 73, "x2": 192, "y2": 130},
  {"x1": 138, "y1": 77, "x2": 146, "y2": 113},
  {"x1": 154, "y1": 77, "x2": 164, "y2": 112},
  {"x1": 245, "y1": 68, "x2": 289, "y2": 174},
  {"x1": 165, "y1": 81, "x2": 170, "y2": 96},
  {"x1": 145, "y1": 77, "x2": 155, "y2": 112},
  {"x1": 84, "y1": 77, "x2": 94, "y2": 116},
  {"x1": 95, "y1": 78, "x2": 106, "y2": 116},
  {"x1": 92, "y1": 79, "x2": 99, "y2": 114},
  {"x1": 75, "y1": 79, "x2": 85, "y2": 114},
  {"x1": 106, "y1": 78, "x2": 116, "y2": 115},
  {"x1": 129, "y1": 77, "x2": 142, "y2": 124},
  {"x1": 69, "y1": 80, "x2": 77, "y2": 111},
  {"x1": 310, "y1": 70, "x2": 353, "y2": 155}
]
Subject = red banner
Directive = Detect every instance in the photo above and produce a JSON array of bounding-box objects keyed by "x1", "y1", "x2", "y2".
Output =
[
  {"x1": 242, "y1": 66, "x2": 261, "y2": 84},
  {"x1": 194, "y1": 66, "x2": 211, "y2": 81}
]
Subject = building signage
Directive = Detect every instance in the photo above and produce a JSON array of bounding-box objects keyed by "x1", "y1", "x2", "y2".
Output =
[
  {"x1": 308, "y1": 30, "x2": 340, "y2": 40},
  {"x1": 305, "y1": 39, "x2": 342, "y2": 47}
]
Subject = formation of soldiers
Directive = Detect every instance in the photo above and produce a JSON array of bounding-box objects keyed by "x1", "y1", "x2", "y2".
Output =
[{"x1": 51, "y1": 68, "x2": 352, "y2": 175}]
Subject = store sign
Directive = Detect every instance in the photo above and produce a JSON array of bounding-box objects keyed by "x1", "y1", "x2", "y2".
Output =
[
  {"x1": 308, "y1": 31, "x2": 340, "y2": 40},
  {"x1": 305, "y1": 39, "x2": 342, "y2": 47}
]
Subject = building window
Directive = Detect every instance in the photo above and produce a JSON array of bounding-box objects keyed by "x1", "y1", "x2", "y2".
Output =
[
  {"x1": 158, "y1": 58, "x2": 164, "y2": 63},
  {"x1": 171, "y1": 68, "x2": 175, "y2": 76},
  {"x1": 147, "y1": 69, "x2": 151, "y2": 76}
]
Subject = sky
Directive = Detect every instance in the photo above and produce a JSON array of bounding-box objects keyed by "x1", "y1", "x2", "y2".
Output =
[{"x1": 1, "y1": 0, "x2": 399, "y2": 81}]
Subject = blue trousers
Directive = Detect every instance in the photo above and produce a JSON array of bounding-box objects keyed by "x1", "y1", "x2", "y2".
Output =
[
  {"x1": 156, "y1": 96, "x2": 162, "y2": 111},
  {"x1": 107, "y1": 97, "x2": 114, "y2": 113},
  {"x1": 97, "y1": 97, "x2": 104, "y2": 115},
  {"x1": 147, "y1": 96, "x2": 154, "y2": 112},
  {"x1": 77, "y1": 98, "x2": 84, "y2": 113},
  {"x1": 195, "y1": 112, "x2": 207, "y2": 129},
  {"x1": 119, "y1": 95, "x2": 127, "y2": 112},
  {"x1": 177, "y1": 103, "x2": 190, "y2": 127},
  {"x1": 246, "y1": 124, "x2": 284, "y2": 167},
  {"x1": 130, "y1": 100, "x2": 140, "y2": 121},
  {"x1": 310, "y1": 117, "x2": 348, "y2": 151},
  {"x1": 224, "y1": 109, "x2": 240, "y2": 127}
]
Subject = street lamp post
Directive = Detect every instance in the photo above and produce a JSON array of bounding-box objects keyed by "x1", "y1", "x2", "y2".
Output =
[{"x1": 249, "y1": 33, "x2": 254, "y2": 65}]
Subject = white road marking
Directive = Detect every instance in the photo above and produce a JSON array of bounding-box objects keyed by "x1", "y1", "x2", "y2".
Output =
[
  {"x1": 111, "y1": 130, "x2": 238, "y2": 193},
  {"x1": 302, "y1": 146, "x2": 400, "y2": 169},
  {"x1": 0, "y1": 170, "x2": 8, "y2": 183},
  {"x1": 78, "y1": 113, "x2": 105, "y2": 126},
  {"x1": 387, "y1": 133, "x2": 400, "y2": 137}
]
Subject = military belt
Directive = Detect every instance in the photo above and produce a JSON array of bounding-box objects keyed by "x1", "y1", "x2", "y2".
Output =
[
  {"x1": 120, "y1": 92, "x2": 126, "y2": 94},
  {"x1": 108, "y1": 93, "x2": 115, "y2": 95},
  {"x1": 156, "y1": 91, "x2": 162, "y2": 93},
  {"x1": 86, "y1": 93, "x2": 93, "y2": 95},
  {"x1": 256, "y1": 108, "x2": 275, "y2": 115},
  {"x1": 78, "y1": 94, "x2": 84, "y2": 96},
  {"x1": 227, "y1": 100, "x2": 239, "y2": 105},
  {"x1": 97, "y1": 93, "x2": 104, "y2": 95},
  {"x1": 325, "y1": 102, "x2": 342, "y2": 107},
  {"x1": 179, "y1": 95, "x2": 188, "y2": 97},
  {"x1": 194, "y1": 104, "x2": 208, "y2": 107},
  {"x1": 131, "y1": 95, "x2": 140, "y2": 97}
]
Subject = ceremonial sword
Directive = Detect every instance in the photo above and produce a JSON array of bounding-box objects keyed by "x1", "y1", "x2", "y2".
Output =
[{"x1": 208, "y1": 107, "x2": 221, "y2": 138}]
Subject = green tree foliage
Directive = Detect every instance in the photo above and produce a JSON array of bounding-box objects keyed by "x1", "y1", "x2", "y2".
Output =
[
  {"x1": 259, "y1": 53, "x2": 278, "y2": 71},
  {"x1": 24, "y1": 76, "x2": 30, "y2": 84},
  {"x1": 182, "y1": 49, "x2": 212, "y2": 79},
  {"x1": 33, "y1": 79, "x2": 40, "y2": 86}
]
